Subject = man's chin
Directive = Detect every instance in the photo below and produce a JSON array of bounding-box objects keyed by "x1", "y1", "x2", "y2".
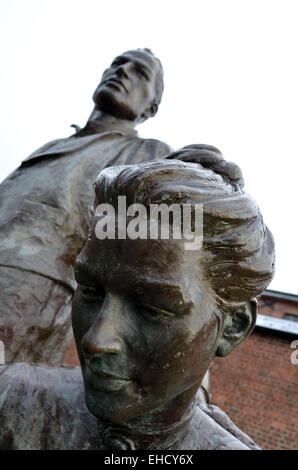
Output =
[{"x1": 94, "y1": 90, "x2": 137, "y2": 121}]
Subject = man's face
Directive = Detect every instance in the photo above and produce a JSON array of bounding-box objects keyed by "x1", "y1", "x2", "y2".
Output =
[
  {"x1": 72, "y1": 220, "x2": 221, "y2": 424},
  {"x1": 93, "y1": 50, "x2": 161, "y2": 121}
]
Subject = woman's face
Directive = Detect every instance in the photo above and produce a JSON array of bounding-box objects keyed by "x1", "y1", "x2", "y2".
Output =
[{"x1": 72, "y1": 218, "x2": 221, "y2": 424}]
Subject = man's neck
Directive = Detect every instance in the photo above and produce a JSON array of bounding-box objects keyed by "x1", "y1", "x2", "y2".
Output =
[{"x1": 75, "y1": 109, "x2": 137, "y2": 137}]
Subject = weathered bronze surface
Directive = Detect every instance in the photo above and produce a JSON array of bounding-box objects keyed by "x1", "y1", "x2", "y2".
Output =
[
  {"x1": 0, "y1": 151, "x2": 275, "y2": 449},
  {"x1": 0, "y1": 49, "x2": 172, "y2": 364}
]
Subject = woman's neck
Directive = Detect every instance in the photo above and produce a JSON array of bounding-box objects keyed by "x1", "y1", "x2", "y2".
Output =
[{"x1": 98, "y1": 385, "x2": 199, "y2": 450}]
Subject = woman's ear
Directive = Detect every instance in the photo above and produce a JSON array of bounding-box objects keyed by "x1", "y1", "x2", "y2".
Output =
[{"x1": 216, "y1": 299, "x2": 257, "y2": 357}]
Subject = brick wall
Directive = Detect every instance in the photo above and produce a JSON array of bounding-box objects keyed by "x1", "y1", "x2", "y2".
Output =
[
  {"x1": 259, "y1": 295, "x2": 298, "y2": 320},
  {"x1": 210, "y1": 331, "x2": 298, "y2": 449},
  {"x1": 210, "y1": 291, "x2": 298, "y2": 450}
]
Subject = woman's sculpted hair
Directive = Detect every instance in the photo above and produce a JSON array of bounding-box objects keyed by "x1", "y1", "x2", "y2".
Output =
[{"x1": 93, "y1": 144, "x2": 275, "y2": 310}]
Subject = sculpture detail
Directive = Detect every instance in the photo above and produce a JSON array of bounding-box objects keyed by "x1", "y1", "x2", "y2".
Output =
[
  {"x1": 0, "y1": 149, "x2": 275, "y2": 449},
  {"x1": 0, "y1": 49, "x2": 172, "y2": 364}
]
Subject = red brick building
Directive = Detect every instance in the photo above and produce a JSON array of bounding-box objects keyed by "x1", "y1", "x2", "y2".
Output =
[{"x1": 210, "y1": 290, "x2": 298, "y2": 450}]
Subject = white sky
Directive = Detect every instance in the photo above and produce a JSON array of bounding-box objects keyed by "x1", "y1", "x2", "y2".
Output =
[{"x1": 0, "y1": 0, "x2": 297, "y2": 294}]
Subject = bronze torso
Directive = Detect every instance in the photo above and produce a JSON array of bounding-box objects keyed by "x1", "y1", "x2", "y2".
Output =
[
  {"x1": 0, "y1": 130, "x2": 171, "y2": 363},
  {"x1": 0, "y1": 363, "x2": 259, "y2": 450}
]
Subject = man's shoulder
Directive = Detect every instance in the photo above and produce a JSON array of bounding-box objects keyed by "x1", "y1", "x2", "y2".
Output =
[
  {"x1": 0, "y1": 362, "x2": 85, "y2": 418},
  {"x1": 125, "y1": 135, "x2": 173, "y2": 163},
  {"x1": 0, "y1": 363, "x2": 98, "y2": 449},
  {"x1": 20, "y1": 135, "x2": 78, "y2": 166},
  {"x1": 0, "y1": 361, "x2": 83, "y2": 389},
  {"x1": 24, "y1": 137, "x2": 68, "y2": 159},
  {"x1": 138, "y1": 136, "x2": 173, "y2": 153},
  {"x1": 19, "y1": 132, "x2": 173, "y2": 168}
]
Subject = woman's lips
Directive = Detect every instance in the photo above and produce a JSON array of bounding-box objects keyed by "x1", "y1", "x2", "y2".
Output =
[{"x1": 85, "y1": 364, "x2": 132, "y2": 392}]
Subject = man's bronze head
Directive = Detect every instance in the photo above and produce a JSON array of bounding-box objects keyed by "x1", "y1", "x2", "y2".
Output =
[
  {"x1": 93, "y1": 48, "x2": 164, "y2": 124},
  {"x1": 72, "y1": 151, "x2": 275, "y2": 425}
]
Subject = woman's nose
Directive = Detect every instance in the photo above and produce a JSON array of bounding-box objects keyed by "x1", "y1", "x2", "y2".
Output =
[
  {"x1": 82, "y1": 333, "x2": 122, "y2": 356},
  {"x1": 81, "y1": 295, "x2": 124, "y2": 357}
]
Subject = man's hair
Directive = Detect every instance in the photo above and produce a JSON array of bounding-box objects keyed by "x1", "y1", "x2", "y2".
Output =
[
  {"x1": 96, "y1": 48, "x2": 164, "y2": 110},
  {"x1": 94, "y1": 158, "x2": 275, "y2": 309},
  {"x1": 133, "y1": 48, "x2": 164, "y2": 106}
]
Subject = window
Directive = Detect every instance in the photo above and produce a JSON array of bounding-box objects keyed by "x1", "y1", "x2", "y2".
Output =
[{"x1": 284, "y1": 313, "x2": 298, "y2": 323}]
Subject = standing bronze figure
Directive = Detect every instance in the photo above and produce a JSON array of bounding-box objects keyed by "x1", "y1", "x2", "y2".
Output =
[{"x1": 0, "y1": 49, "x2": 172, "y2": 364}]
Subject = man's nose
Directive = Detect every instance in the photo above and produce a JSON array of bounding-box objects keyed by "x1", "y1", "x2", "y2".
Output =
[
  {"x1": 81, "y1": 295, "x2": 124, "y2": 357},
  {"x1": 115, "y1": 62, "x2": 131, "y2": 79}
]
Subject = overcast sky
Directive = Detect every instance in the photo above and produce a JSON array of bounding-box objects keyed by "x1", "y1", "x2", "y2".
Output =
[{"x1": 1, "y1": 0, "x2": 297, "y2": 294}]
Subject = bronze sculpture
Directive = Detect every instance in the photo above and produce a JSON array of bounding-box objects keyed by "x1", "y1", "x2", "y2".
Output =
[
  {"x1": 0, "y1": 48, "x2": 172, "y2": 364},
  {"x1": 0, "y1": 150, "x2": 275, "y2": 449}
]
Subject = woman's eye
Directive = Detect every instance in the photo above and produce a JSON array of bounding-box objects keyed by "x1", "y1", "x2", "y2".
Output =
[
  {"x1": 141, "y1": 303, "x2": 175, "y2": 319},
  {"x1": 79, "y1": 284, "x2": 104, "y2": 302}
]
